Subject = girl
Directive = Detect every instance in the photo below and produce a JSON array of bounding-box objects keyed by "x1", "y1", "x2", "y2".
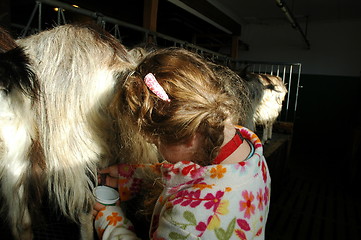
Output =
[{"x1": 94, "y1": 48, "x2": 271, "y2": 240}]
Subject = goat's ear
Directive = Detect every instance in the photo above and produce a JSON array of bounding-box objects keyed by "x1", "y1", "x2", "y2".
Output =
[
  {"x1": 264, "y1": 84, "x2": 276, "y2": 91},
  {"x1": 0, "y1": 47, "x2": 37, "y2": 97},
  {"x1": 238, "y1": 64, "x2": 251, "y2": 79}
]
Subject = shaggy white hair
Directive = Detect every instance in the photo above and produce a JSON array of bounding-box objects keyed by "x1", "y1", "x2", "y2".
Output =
[
  {"x1": 0, "y1": 24, "x2": 158, "y2": 240},
  {"x1": 253, "y1": 74, "x2": 288, "y2": 143}
]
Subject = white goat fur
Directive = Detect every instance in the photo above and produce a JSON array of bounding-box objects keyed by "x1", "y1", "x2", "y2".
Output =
[
  {"x1": 0, "y1": 24, "x2": 158, "y2": 239},
  {"x1": 252, "y1": 74, "x2": 288, "y2": 143}
]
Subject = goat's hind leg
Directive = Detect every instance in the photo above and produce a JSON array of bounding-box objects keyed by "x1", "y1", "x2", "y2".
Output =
[
  {"x1": 0, "y1": 100, "x2": 34, "y2": 239},
  {"x1": 267, "y1": 123, "x2": 273, "y2": 141},
  {"x1": 261, "y1": 125, "x2": 268, "y2": 144}
]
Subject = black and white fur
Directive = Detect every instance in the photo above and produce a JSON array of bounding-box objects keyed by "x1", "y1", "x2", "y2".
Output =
[{"x1": 0, "y1": 24, "x2": 158, "y2": 240}]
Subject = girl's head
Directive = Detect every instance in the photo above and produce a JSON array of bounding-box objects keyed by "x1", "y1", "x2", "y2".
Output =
[{"x1": 117, "y1": 48, "x2": 250, "y2": 165}]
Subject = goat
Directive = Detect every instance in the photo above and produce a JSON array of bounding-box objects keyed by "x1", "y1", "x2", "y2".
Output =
[
  {"x1": 251, "y1": 73, "x2": 288, "y2": 143},
  {"x1": 0, "y1": 24, "x2": 158, "y2": 240}
]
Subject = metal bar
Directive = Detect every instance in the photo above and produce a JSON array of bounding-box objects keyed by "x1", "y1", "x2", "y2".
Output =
[
  {"x1": 238, "y1": 60, "x2": 302, "y2": 66},
  {"x1": 114, "y1": 25, "x2": 121, "y2": 41},
  {"x1": 285, "y1": 65, "x2": 293, "y2": 121},
  {"x1": 21, "y1": 1, "x2": 40, "y2": 37},
  {"x1": 275, "y1": 0, "x2": 310, "y2": 49},
  {"x1": 61, "y1": 8, "x2": 67, "y2": 24},
  {"x1": 294, "y1": 64, "x2": 302, "y2": 114},
  {"x1": 57, "y1": 8, "x2": 66, "y2": 25},
  {"x1": 57, "y1": 8, "x2": 61, "y2": 25},
  {"x1": 38, "y1": 1, "x2": 42, "y2": 31},
  {"x1": 281, "y1": 66, "x2": 285, "y2": 81},
  {"x1": 276, "y1": 65, "x2": 280, "y2": 77},
  {"x1": 282, "y1": 65, "x2": 287, "y2": 121}
]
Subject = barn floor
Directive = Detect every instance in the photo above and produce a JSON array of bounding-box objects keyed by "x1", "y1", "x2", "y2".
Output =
[
  {"x1": 1, "y1": 130, "x2": 360, "y2": 239},
  {"x1": 266, "y1": 166, "x2": 361, "y2": 240},
  {"x1": 264, "y1": 129, "x2": 361, "y2": 240}
]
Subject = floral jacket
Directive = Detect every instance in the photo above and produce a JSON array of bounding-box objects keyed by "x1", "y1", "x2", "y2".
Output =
[{"x1": 95, "y1": 126, "x2": 271, "y2": 240}]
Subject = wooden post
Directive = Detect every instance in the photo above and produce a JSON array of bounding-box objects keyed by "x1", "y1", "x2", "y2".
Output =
[
  {"x1": 143, "y1": 0, "x2": 159, "y2": 44},
  {"x1": 231, "y1": 35, "x2": 239, "y2": 59},
  {"x1": 143, "y1": 0, "x2": 158, "y2": 32}
]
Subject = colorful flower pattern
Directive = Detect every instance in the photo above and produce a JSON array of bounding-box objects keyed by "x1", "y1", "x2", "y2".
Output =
[
  {"x1": 95, "y1": 206, "x2": 136, "y2": 239},
  {"x1": 152, "y1": 126, "x2": 271, "y2": 239}
]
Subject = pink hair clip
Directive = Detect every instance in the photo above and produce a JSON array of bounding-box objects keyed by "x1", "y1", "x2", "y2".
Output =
[{"x1": 144, "y1": 73, "x2": 171, "y2": 102}]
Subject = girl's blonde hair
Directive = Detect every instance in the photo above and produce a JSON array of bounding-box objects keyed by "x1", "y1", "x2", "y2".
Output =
[{"x1": 116, "y1": 47, "x2": 250, "y2": 165}]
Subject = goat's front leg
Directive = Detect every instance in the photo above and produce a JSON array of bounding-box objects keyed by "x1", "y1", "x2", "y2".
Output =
[
  {"x1": 1, "y1": 177, "x2": 33, "y2": 240},
  {"x1": 79, "y1": 212, "x2": 94, "y2": 240},
  {"x1": 262, "y1": 125, "x2": 268, "y2": 144},
  {"x1": 268, "y1": 123, "x2": 273, "y2": 141}
]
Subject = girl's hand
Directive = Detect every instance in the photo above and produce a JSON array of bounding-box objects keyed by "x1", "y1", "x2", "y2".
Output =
[
  {"x1": 98, "y1": 174, "x2": 118, "y2": 188},
  {"x1": 99, "y1": 164, "x2": 119, "y2": 178},
  {"x1": 98, "y1": 164, "x2": 119, "y2": 188},
  {"x1": 92, "y1": 200, "x2": 120, "y2": 218},
  {"x1": 92, "y1": 201, "x2": 106, "y2": 218}
]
